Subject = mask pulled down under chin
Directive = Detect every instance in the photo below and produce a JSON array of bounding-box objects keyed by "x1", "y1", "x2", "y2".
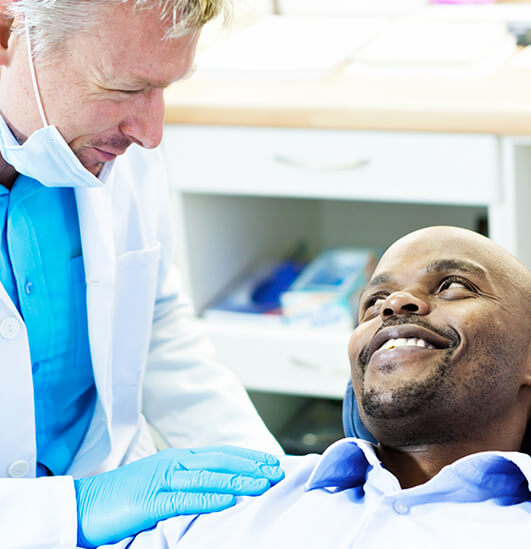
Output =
[{"x1": 0, "y1": 114, "x2": 109, "y2": 189}]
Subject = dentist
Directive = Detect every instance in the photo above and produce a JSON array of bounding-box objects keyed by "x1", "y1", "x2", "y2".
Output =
[{"x1": 0, "y1": 1, "x2": 283, "y2": 547}]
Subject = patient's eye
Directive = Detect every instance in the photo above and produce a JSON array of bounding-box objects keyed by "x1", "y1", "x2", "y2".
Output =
[
  {"x1": 361, "y1": 293, "x2": 387, "y2": 320},
  {"x1": 366, "y1": 295, "x2": 384, "y2": 307},
  {"x1": 437, "y1": 276, "x2": 477, "y2": 297}
]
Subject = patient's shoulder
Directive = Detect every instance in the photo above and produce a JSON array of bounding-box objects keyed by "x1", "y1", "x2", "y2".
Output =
[
  {"x1": 119, "y1": 453, "x2": 324, "y2": 549},
  {"x1": 278, "y1": 453, "x2": 322, "y2": 485}
]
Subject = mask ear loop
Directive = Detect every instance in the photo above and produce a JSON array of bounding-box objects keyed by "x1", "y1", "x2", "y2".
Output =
[{"x1": 24, "y1": 21, "x2": 49, "y2": 128}]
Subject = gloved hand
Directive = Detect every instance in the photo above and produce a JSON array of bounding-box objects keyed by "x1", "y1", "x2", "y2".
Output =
[{"x1": 74, "y1": 445, "x2": 284, "y2": 547}]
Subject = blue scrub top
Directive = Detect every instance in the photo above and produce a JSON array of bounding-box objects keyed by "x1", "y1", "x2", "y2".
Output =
[{"x1": 0, "y1": 175, "x2": 96, "y2": 476}]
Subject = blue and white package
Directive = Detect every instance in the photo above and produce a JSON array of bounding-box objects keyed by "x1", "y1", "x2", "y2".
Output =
[{"x1": 280, "y1": 248, "x2": 380, "y2": 329}]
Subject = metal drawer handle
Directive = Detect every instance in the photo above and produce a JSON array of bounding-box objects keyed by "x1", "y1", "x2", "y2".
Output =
[{"x1": 273, "y1": 154, "x2": 371, "y2": 173}]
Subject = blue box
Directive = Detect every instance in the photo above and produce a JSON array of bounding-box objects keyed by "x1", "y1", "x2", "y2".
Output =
[{"x1": 280, "y1": 248, "x2": 380, "y2": 329}]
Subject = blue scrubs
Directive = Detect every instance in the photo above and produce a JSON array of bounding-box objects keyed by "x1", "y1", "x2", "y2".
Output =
[{"x1": 0, "y1": 175, "x2": 96, "y2": 476}]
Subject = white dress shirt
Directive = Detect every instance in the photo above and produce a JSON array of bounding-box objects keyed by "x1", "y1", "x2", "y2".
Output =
[{"x1": 105, "y1": 438, "x2": 531, "y2": 549}]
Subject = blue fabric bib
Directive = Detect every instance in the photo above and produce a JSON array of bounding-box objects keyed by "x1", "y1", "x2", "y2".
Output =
[{"x1": 0, "y1": 175, "x2": 96, "y2": 475}]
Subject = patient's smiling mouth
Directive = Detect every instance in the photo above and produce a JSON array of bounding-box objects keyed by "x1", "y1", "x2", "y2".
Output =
[
  {"x1": 358, "y1": 318, "x2": 460, "y2": 376},
  {"x1": 377, "y1": 337, "x2": 436, "y2": 351},
  {"x1": 368, "y1": 324, "x2": 453, "y2": 361}
]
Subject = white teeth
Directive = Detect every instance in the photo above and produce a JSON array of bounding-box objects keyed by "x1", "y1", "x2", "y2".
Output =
[{"x1": 378, "y1": 338, "x2": 435, "y2": 351}]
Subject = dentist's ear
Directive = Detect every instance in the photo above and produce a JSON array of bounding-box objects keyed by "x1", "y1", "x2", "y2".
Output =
[{"x1": 0, "y1": 1, "x2": 15, "y2": 67}]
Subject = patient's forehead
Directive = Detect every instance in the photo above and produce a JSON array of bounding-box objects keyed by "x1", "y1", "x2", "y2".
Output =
[
  {"x1": 384, "y1": 227, "x2": 491, "y2": 261},
  {"x1": 375, "y1": 228, "x2": 490, "y2": 274}
]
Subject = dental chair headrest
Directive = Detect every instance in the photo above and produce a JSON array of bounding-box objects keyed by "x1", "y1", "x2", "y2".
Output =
[{"x1": 342, "y1": 379, "x2": 376, "y2": 443}]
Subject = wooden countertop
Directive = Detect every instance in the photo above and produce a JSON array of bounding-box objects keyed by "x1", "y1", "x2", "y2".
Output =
[{"x1": 164, "y1": 61, "x2": 531, "y2": 135}]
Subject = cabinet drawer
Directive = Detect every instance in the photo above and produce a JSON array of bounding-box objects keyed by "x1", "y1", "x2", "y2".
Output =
[
  {"x1": 164, "y1": 125, "x2": 499, "y2": 206},
  {"x1": 204, "y1": 321, "x2": 351, "y2": 399}
]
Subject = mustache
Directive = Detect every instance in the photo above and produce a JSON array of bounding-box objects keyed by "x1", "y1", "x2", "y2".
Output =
[
  {"x1": 91, "y1": 135, "x2": 132, "y2": 151},
  {"x1": 358, "y1": 315, "x2": 461, "y2": 371}
]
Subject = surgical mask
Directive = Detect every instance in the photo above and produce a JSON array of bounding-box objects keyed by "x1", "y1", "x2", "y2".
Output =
[{"x1": 0, "y1": 23, "x2": 110, "y2": 188}]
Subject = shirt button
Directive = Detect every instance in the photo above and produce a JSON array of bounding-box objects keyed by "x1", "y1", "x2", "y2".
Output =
[
  {"x1": 8, "y1": 460, "x2": 29, "y2": 478},
  {"x1": 24, "y1": 281, "x2": 34, "y2": 295},
  {"x1": 0, "y1": 317, "x2": 20, "y2": 340},
  {"x1": 393, "y1": 500, "x2": 409, "y2": 515}
]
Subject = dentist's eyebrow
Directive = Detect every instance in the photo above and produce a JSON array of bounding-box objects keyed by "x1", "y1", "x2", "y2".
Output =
[{"x1": 424, "y1": 259, "x2": 487, "y2": 278}]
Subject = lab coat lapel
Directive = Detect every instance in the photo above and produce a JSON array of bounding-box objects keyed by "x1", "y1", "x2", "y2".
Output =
[{"x1": 74, "y1": 184, "x2": 116, "y2": 442}]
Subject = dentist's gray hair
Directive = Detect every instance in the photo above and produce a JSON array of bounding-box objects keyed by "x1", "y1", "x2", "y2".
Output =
[{"x1": 9, "y1": 0, "x2": 226, "y2": 64}]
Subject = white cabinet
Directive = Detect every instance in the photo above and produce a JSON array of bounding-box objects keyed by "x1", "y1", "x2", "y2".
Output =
[
  {"x1": 164, "y1": 126, "x2": 499, "y2": 204},
  {"x1": 162, "y1": 124, "x2": 530, "y2": 399}
]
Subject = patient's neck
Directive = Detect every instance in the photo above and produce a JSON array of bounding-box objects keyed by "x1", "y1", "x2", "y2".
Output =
[
  {"x1": 369, "y1": 396, "x2": 530, "y2": 489},
  {"x1": 377, "y1": 433, "x2": 524, "y2": 489},
  {"x1": 376, "y1": 442, "x2": 471, "y2": 489}
]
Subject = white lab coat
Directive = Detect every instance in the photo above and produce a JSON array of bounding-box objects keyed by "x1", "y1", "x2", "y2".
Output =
[{"x1": 0, "y1": 145, "x2": 282, "y2": 548}]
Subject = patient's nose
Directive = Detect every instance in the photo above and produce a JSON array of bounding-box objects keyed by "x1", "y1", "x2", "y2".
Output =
[{"x1": 380, "y1": 291, "x2": 430, "y2": 319}]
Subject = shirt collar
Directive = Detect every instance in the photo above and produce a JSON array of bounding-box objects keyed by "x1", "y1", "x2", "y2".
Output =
[
  {"x1": 306, "y1": 438, "x2": 531, "y2": 498},
  {"x1": 306, "y1": 438, "x2": 376, "y2": 491}
]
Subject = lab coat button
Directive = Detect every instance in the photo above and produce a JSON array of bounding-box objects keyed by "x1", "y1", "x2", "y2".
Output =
[
  {"x1": 393, "y1": 500, "x2": 409, "y2": 515},
  {"x1": 8, "y1": 460, "x2": 29, "y2": 478},
  {"x1": 0, "y1": 317, "x2": 20, "y2": 339}
]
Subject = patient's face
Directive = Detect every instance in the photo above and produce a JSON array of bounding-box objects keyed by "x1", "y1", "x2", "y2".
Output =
[{"x1": 348, "y1": 226, "x2": 531, "y2": 445}]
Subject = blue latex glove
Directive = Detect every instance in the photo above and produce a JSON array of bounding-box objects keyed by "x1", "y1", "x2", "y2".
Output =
[{"x1": 74, "y1": 446, "x2": 284, "y2": 547}]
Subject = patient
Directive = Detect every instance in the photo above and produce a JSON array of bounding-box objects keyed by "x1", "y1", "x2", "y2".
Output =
[{"x1": 108, "y1": 226, "x2": 531, "y2": 548}]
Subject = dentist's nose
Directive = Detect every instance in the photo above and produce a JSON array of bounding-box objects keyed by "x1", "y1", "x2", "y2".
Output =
[
  {"x1": 119, "y1": 88, "x2": 165, "y2": 149},
  {"x1": 380, "y1": 291, "x2": 430, "y2": 320}
]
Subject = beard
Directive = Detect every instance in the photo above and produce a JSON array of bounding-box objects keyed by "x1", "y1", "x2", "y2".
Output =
[
  {"x1": 356, "y1": 316, "x2": 461, "y2": 446},
  {"x1": 355, "y1": 314, "x2": 522, "y2": 448},
  {"x1": 360, "y1": 345, "x2": 456, "y2": 421},
  {"x1": 359, "y1": 348, "x2": 463, "y2": 447}
]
